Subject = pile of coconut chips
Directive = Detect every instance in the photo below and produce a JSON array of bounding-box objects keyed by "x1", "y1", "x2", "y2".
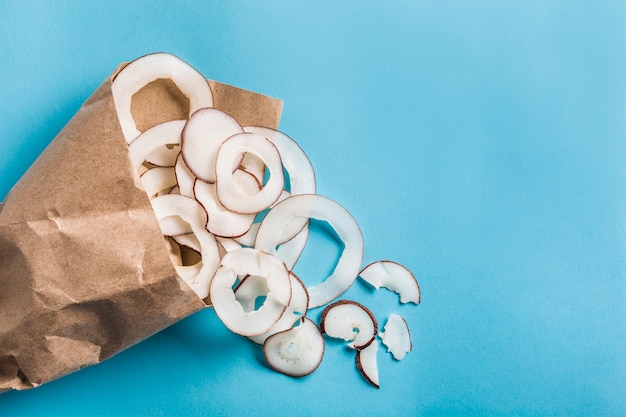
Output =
[{"x1": 113, "y1": 53, "x2": 421, "y2": 388}]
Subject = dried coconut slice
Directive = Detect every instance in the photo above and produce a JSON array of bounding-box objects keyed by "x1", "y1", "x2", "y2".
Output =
[
  {"x1": 140, "y1": 167, "x2": 177, "y2": 199},
  {"x1": 210, "y1": 248, "x2": 292, "y2": 336},
  {"x1": 215, "y1": 132, "x2": 284, "y2": 215},
  {"x1": 359, "y1": 261, "x2": 420, "y2": 304},
  {"x1": 263, "y1": 317, "x2": 324, "y2": 377},
  {"x1": 194, "y1": 171, "x2": 258, "y2": 238},
  {"x1": 112, "y1": 52, "x2": 213, "y2": 144},
  {"x1": 320, "y1": 300, "x2": 377, "y2": 350},
  {"x1": 255, "y1": 194, "x2": 363, "y2": 308},
  {"x1": 379, "y1": 313, "x2": 412, "y2": 360},
  {"x1": 174, "y1": 153, "x2": 196, "y2": 198},
  {"x1": 128, "y1": 120, "x2": 186, "y2": 173},
  {"x1": 356, "y1": 339, "x2": 380, "y2": 388},
  {"x1": 150, "y1": 194, "x2": 220, "y2": 299},
  {"x1": 247, "y1": 273, "x2": 310, "y2": 345},
  {"x1": 145, "y1": 143, "x2": 180, "y2": 167},
  {"x1": 181, "y1": 107, "x2": 243, "y2": 183}
]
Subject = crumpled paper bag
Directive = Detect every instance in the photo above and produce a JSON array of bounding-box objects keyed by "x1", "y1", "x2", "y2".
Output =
[{"x1": 0, "y1": 59, "x2": 283, "y2": 391}]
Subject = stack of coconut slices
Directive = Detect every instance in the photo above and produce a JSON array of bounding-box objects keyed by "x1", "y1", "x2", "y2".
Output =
[{"x1": 112, "y1": 53, "x2": 421, "y2": 388}]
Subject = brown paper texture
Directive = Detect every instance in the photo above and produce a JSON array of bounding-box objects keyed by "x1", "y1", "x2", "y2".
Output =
[{"x1": 0, "y1": 63, "x2": 282, "y2": 391}]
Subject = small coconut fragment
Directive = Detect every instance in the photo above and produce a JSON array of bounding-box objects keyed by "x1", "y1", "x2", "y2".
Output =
[
  {"x1": 263, "y1": 317, "x2": 324, "y2": 377},
  {"x1": 379, "y1": 313, "x2": 412, "y2": 360},
  {"x1": 359, "y1": 261, "x2": 420, "y2": 305},
  {"x1": 112, "y1": 52, "x2": 213, "y2": 144},
  {"x1": 320, "y1": 300, "x2": 377, "y2": 350},
  {"x1": 356, "y1": 339, "x2": 380, "y2": 389},
  {"x1": 210, "y1": 248, "x2": 292, "y2": 336}
]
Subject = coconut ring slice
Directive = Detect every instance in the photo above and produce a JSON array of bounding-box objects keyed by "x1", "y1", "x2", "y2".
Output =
[
  {"x1": 210, "y1": 248, "x2": 292, "y2": 336},
  {"x1": 255, "y1": 194, "x2": 364, "y2": 308},
  {"x1": 112, "y1": 53, "x2": 214, "y2": 144},
  {"x1": 215, "y1": 132, "x2": 284, "y2": 215},
  {"x1": 150, "y1": 194, "x2": 220, "y2": 300}
]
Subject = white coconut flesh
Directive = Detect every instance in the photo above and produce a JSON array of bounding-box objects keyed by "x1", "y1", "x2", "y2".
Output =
[
  {"x1": 180, "y1": 107, "x2": 243, "y2": 183},
  {"x1": 140, "y1": 167, "x2": 177, "y2": 199},
  {"x1": 173, "y1": 154, "x2": 196, "y2": 198},
  {"x1": 263, "y1": 317, "x2": 324, "y2": 378},
  {"x1": 145, "y1": 143, "x2": 180, "y2": 167},
  {"x1": 247, "y1": 273, "x2": 310, "y2": 345},
  {"x1": 243, "y1": 126, "x2": 316, "y2": 240},
  {"x1": 379, "y1": 313, "x2": 412, "y2": 360},
  {"x1": 112, "y1": 52, "x2": 213, "y2": 144},
  {"x1": 150, "y1": 194, "x2": 220, "y2": 299},
  {"x1": 209, "y1": 248, "x2": 292, "y2": 336},
  {"x1": 215, "y1": 132, "x2": 284, "y2": 215},
  {"x1": 255, "y1": 194, "x2": 364, "y2": 308},
  {"x1": 356, "y1": 339, "x2": 380, "y2": 389},
  {"x1": 127, "y1": 120, "x2": 186, "y2": 173},
  {"x1": 320, "y1": 300, "x2": 377, "y2": 349},
  {"x1": 359, "y1": 260, "x2": 420, "y2": 305},
  {"x1": 193, "y1": 174, "x2": 256, "y2": 238}
]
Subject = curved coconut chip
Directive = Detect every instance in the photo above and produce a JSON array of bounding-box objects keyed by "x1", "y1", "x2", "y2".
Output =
[
  {"x1": 359, "y1": 261, "x2": 420, "y2": 304},
  {"x1": 112, "y1": 52, "x2": 213, "y2": 144},
  {"x1": 320, "y1": 300, "x2": 377, "y2": 350},
  {"x1": 379, "y1": 313, "x2": 412, "y2": 361}
]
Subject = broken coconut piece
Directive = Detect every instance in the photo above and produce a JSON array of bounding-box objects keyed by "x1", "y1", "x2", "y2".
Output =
[
  {"x1": 255, "y1": 194, "x2": 364, "y2": 308},
  {"x1": 379, "y1": 313, "x2": 412, "y2": 360},
  {"x1": 263, "y1": 317, "x2": 324, "y2": 377},
  {"x1": 320, "y1": 300, "x2": 377, "y2": 349},
  {"x1": 112, "y1": 52, "x2": 214, "y2": 144},
  {"x1": 150, "y1": 194, "x2": 220, "y2": 299},
  {"x1": 359, "y1": 260, "x2": 420, "y2": 305},
  {"x1": 180, "y1": 107, "x2": 243, "y2": 183},
  {"x1": 356, "y1": 339, "x2": 380, "y2": 388},
  {"x1": 210, "y1": 248, "x2": 292, "y2": 336},
  {"x1": 215, "y1": 132, "x2": 284, "y2": 215}
]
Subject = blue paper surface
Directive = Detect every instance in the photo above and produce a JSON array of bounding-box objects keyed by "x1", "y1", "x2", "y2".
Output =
[{"x1": 1, "y1": 1, "x2": 625, "y2": 416}]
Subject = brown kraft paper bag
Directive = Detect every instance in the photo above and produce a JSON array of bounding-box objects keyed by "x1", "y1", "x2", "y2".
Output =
[{"x1": 0, "y1": 60, "x2": 283, "y2": 391}]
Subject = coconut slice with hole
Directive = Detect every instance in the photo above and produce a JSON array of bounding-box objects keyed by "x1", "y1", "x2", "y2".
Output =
[
  {"x1": 255, "y1": 194, "x2": 363, "y2": 308},
  {"x1": 150, "y1": 194, "x2": 220, "y2": 299},
  {"x1": 128, "y1": 120, "x2": 186, "y2": 174},
  {"x1": 379, "y1": 313, "x2": 412, "y2": 360},
  {"x1": 359, "y1": 261, "x2": 420, "y2": 304},
  {"x1": 263, "y1": 317, "x2": 324, "y2": 378},
  {"x1": 247, "y1": 273, "x2": 310, "y2": 345},
  {"x1": 215, "y1": 132, "x2": 284, "y2": 215},
  {"x1": 112, "y1": 52, "x2": 213, "y2": 144},
  {"x1": 356, "y1": 339, "x2": 380, "y2": 389},
  {"x1": 210, "y1": 248, "x2": 292, "y2": 336},
  {"x1": 320, "y1": 300, "x2": 377, "y2": 349},
  {"x1": 180, "y1": 107, "x2": 243, "y2": 183}
]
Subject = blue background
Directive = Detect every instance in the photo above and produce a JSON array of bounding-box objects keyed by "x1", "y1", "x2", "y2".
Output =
[{"x1": 1, "y1": 1, "x2": 625, "y2": 416}]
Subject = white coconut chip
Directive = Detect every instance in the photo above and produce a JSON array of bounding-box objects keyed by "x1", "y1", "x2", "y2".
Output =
[
  {"x1": 379, "y1": 313, "x2": 412, "y2": 360},
  {"x1": 210, "y1": 248, "x2": 292, "y2": 336},
  {"x1": 255, "y1": 194, "x2": 363, "y2": 308},
  {"x1": 356, "y1": 339, "x2": 380, "y2": 389},
  {"x1": 263, "y1": 317, "x2": 324, "y2": 378},
  {"x1": 150, "y1": 194, "x2": 220, "y2": 299},
  {"x1": 180, "y1": 107, "x2": 244, "y2": 183},
  {"x1": 359, "y1": 261, "x2": 420, "y2": 304},
  {"x1": 127, "y1": 120, "x2": 186, "y2": 174},
  {"x1": 320, "y1": 300, "x2": 377, "y2": 350},
  {"x1": 215, "y1": 132, "x2": 284, "y2": 215},
  {"x1": 112, "y1": 52, "x2": 213, "y2": 144}
]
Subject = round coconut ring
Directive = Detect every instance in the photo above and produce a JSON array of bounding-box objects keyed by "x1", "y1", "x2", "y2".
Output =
[
  {"x1": 215, "y1": 132, "x2": 284, "y2": 215},
  {"x1": 254, "y1": 194, "x2": 364, "y2": 308},
  {"x1": 209, "y1": 248, "x2": 292, "y2": 336},
  {"x1": 112, "y1": 52, "x2": 213, "y2": 144}
]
